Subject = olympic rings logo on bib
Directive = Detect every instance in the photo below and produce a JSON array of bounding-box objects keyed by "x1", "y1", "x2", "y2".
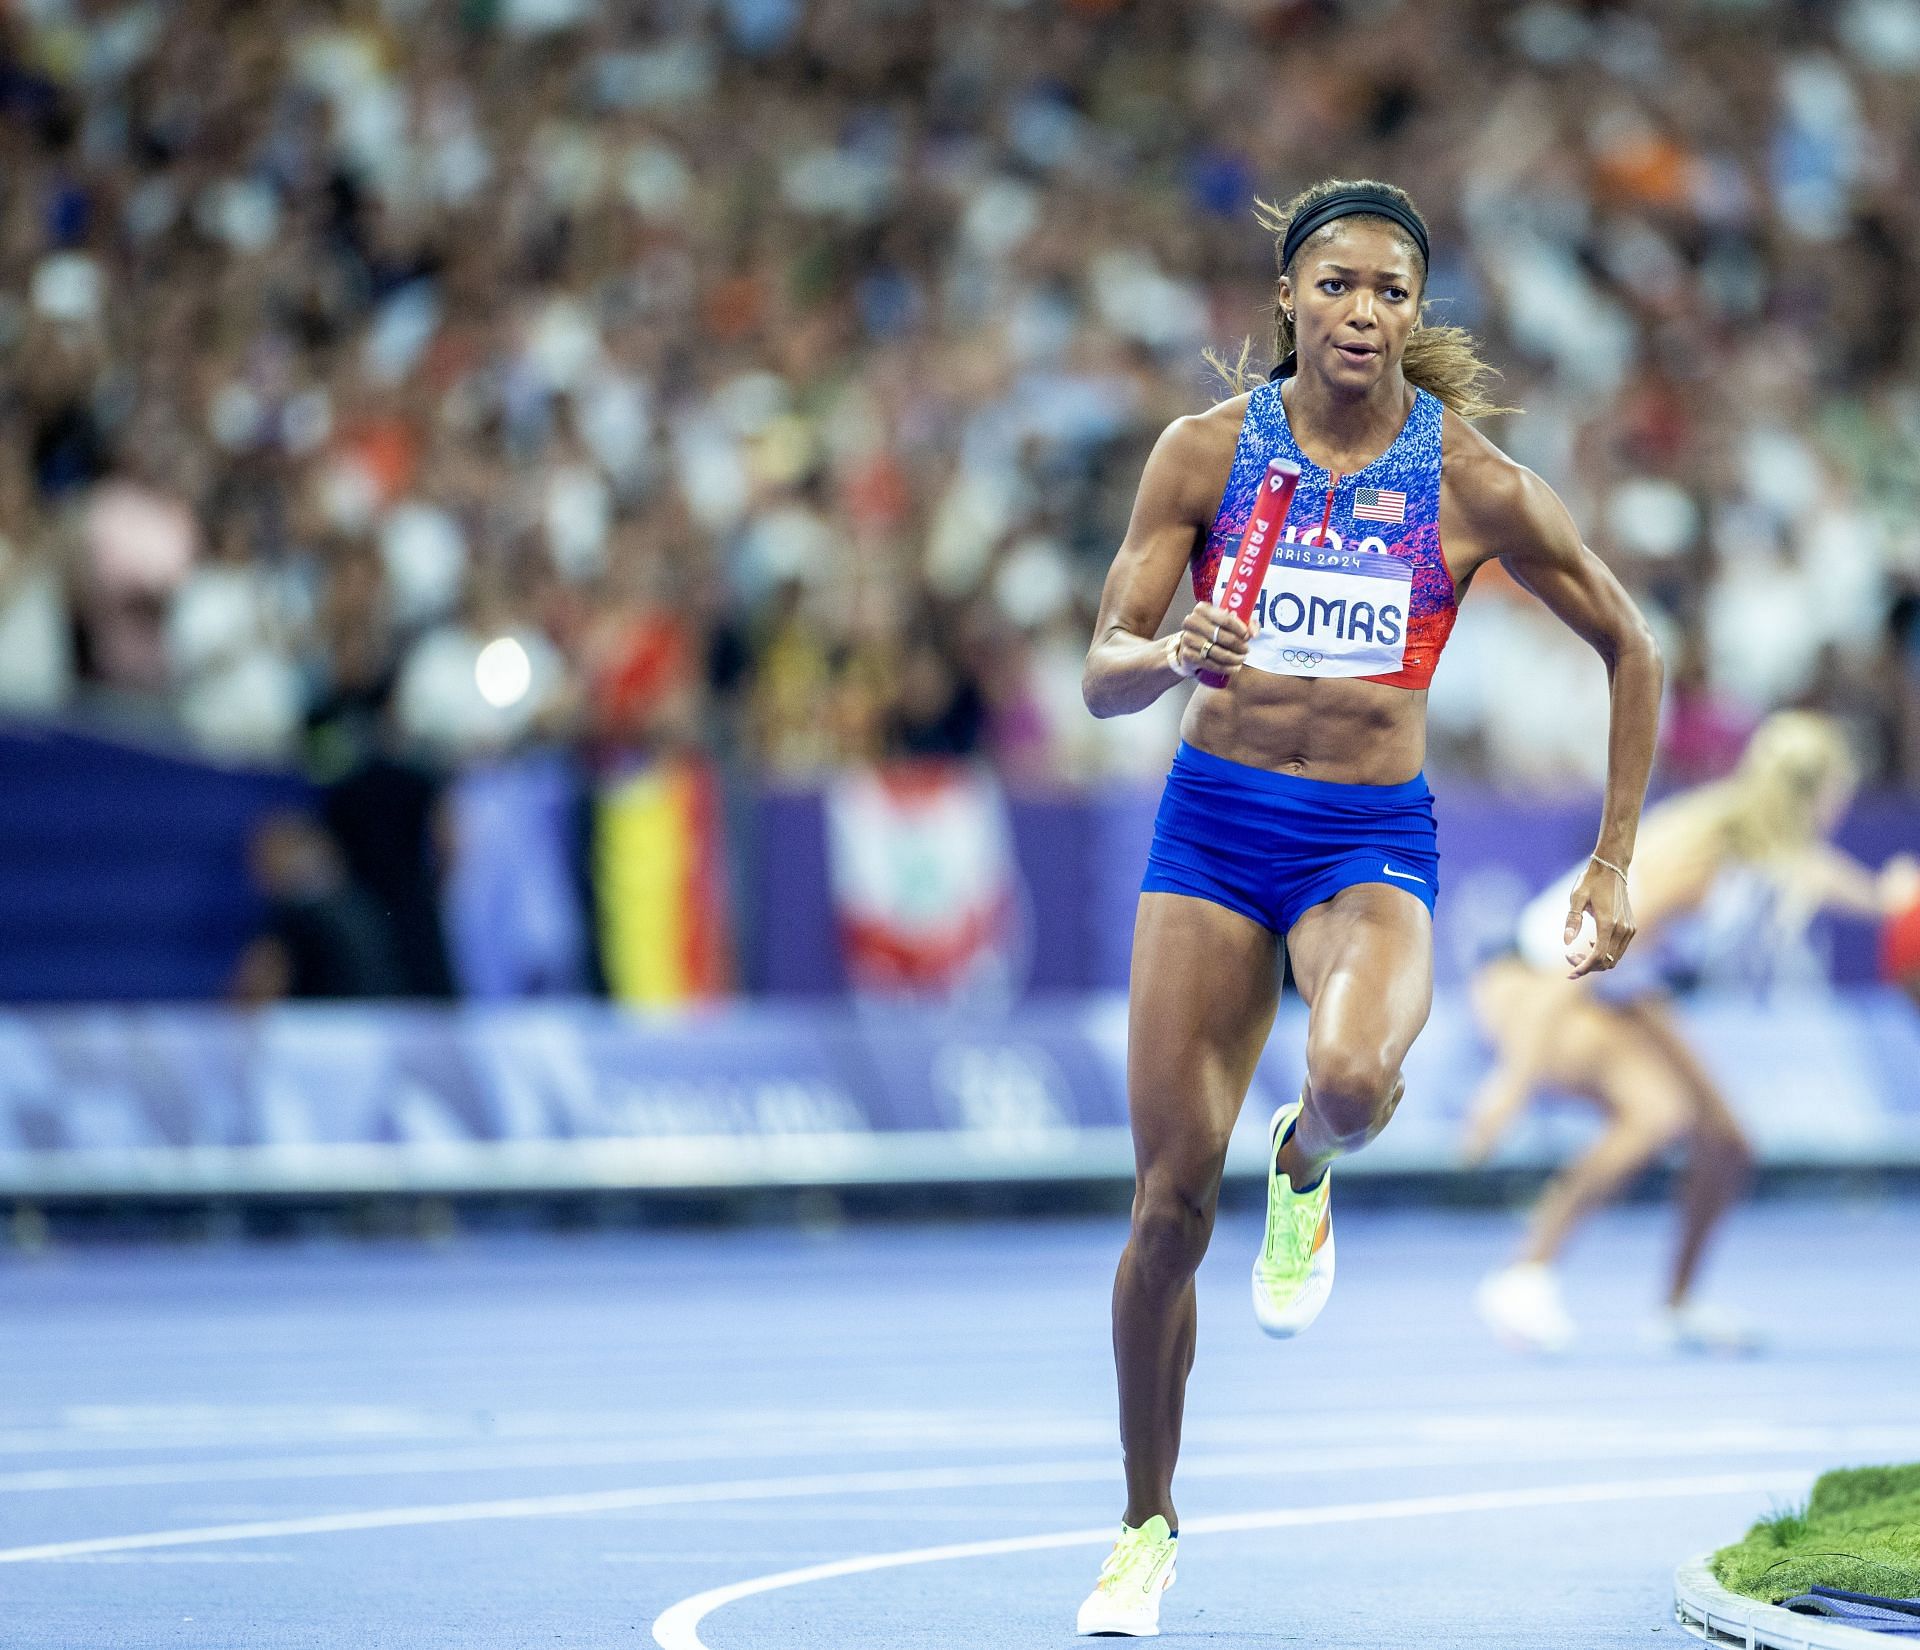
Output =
[{"x1": 1280, "y1": 649, "x2": 1325, "y2": 668}]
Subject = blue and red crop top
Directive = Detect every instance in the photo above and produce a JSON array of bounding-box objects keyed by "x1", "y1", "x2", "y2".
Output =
[{"x1": 1192, "y1": 379, "x2": 1457, "y2": 690}]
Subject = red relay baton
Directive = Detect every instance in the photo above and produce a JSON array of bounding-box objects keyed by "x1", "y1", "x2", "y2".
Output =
[{"x1": 1197, "y1": 456, "x2": 1301, "y2": 688}]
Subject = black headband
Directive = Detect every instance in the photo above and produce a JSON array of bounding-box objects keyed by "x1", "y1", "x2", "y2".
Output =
[{"x1": 1280, "y1": 188, "x2": 1430, "y2": 274}]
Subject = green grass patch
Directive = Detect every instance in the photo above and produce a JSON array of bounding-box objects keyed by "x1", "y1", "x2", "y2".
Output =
[{"x1": 1712, "y1": 1464, "x2": 1920, "y2": 1604}]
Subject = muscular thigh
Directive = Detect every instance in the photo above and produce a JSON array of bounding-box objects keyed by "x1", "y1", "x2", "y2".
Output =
[
  {"x1": 1128, "y1": 892, "x2": 1283, "y2": 1183},
  {"x1": 1285, "y1": 883, "x2": 1434, "y2": 1074}
]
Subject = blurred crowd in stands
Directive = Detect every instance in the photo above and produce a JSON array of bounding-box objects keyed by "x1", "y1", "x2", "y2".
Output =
[{"x1": 1, "y1": 0, "x2": 1918, "y2": 797}]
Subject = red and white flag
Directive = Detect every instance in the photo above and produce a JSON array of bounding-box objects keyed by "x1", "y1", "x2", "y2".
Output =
[{"x1": 824, "y1": 763, "x2": 1018, "y2": 998}]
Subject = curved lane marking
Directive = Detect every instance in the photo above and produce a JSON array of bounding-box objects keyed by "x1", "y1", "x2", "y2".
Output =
[
  {"x1": 652, "y1": 1471, "x2": 1798, "y2": 1650},
  {"x1": 0, "y1": 1441, "x2": 1844, "y2": 1569},
  {"x1": 0, "y1": 1464, "x2": 1109, "y2": 1566}
]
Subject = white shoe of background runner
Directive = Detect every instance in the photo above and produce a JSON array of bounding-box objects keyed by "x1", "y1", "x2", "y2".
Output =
[
  {"x1": 1651, "y1": 1300, "x2": 1764, "y2": 1356},
  {"x1": 1475, "y1": 1262, "x2": 1575, "y2": 1354}
]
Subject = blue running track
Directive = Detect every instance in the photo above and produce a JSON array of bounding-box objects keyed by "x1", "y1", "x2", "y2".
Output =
[{"x1": 1, "y1": 1199, "x2": 1915, "y2": 1647}]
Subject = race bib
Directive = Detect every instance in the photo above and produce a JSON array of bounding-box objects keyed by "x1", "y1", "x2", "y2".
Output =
[{"x1": 1216, "y1": 540, "x2": 1412, "y2": 679}]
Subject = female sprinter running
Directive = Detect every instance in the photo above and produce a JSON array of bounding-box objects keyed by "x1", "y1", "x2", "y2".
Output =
[
  {"x1": 1466, "y1": 711, "x2": 1920, "y2": 1355},
  {"x1": 1072, "y1": 178, "x2": 1664, "y2": 1638}
]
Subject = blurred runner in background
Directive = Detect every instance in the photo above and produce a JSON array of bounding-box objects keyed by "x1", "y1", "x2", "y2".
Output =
[{"x1": 1466, "y1": 711, "x2": 1920, "y2": 1355}]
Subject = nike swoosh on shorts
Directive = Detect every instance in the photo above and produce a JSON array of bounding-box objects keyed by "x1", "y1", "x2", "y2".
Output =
[{"x1": 1381, "y1": 864, "x2": 1425, "y2": 884}]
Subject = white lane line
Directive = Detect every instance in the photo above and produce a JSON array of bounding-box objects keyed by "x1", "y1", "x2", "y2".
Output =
[
  {"x1": 6, "y1": 1418, "x2": 1918, "y2": 1496},
  {"x1": 0, "y1": 1405, "x2": 1116, "y2": 1456},
  {"x1": 0, "y1": 1461, "x2": 1213, "y2": 1565},
  {"x1": 2, "y1": 1406, "x2": 1910, "y2": 1464},
  {"x1": 0, "y1": 1435, "x2": 1102, "y2": 1494},
  {"x1": 39, "y1": 1553, "x2": 295, "y2": 1565},
  {"x1": 651, "y1": 1471, "x2": 1799, "y2": 1650},
  {"x1": 0, "y1": 1426, "x2": 1876, "y2": 1567},
  {"x1": 0, "y1": 1403, "x2": 1538, "y2": 1456}
]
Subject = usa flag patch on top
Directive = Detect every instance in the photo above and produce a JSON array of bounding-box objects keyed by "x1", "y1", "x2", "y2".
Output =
[{"x1": 1354, "y1": 486, "x2": 1406, "y2": 524}]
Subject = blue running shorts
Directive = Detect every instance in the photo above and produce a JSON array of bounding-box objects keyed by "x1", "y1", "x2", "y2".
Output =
[{"x1": 1141, "y1": 742, "x2": 1440, "y2": 935}]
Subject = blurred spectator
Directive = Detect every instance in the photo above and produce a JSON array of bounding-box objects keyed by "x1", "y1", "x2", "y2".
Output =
[
  {"x1": 1660, "y1": 631, "x2": 1755, "y2": 785},
  {"x1": 320, "y1": 752, "x2": 455, "y2": 999},
  {"x1": 0, "y1": 452, "x2": 70, "y2": 712},
  {"x1": 297, "y1": 533, "x2": 456, "y2": 997},
  {"x1": 891, "y1": 624, "x2": 987, "y2": 759},
  {"x1": 579, "y1": 515, "x2": 704, "y2": 750},
  {"x1": 170, "y1": 494, "x2": 305, "y2": 760},
  {"x1": 233, "y1": 813, "x2": 408, "y2": 1002},
  {"x1": 74, "y1": 478, "x2": 197, "y2": 698},
  {"x1": 392, "y1": 582, "x2": 574, "y2": 762},
  {"x1": 0, "y1": 0, "x2": 1913, "y2": 796}
]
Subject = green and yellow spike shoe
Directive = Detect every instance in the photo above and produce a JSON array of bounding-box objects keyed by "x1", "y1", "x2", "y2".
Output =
[
  {"x1": 1252, "y1": 1100, "x2": 1335, "y2": 1338},
  {"x1": 1076, "y1": 1514, "x2": 1177, "y2": 1636}
]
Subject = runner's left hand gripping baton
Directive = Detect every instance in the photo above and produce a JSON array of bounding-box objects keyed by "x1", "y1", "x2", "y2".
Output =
[{"x1": 1196, "y1": 456, "x2": 1301, "y2": 689}]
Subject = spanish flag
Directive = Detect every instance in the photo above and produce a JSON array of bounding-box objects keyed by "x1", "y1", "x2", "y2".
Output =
[{"x1": 596, "y1": 761, "x2": 732, "y2": 1005}]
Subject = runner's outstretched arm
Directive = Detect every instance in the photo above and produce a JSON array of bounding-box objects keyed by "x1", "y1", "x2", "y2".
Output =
[{"x1": 1795, "y1": 846, "x2": 1919, "y2": 919}]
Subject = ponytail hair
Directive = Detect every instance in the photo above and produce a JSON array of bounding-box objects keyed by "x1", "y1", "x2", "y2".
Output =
[
  {"x1": 1655, "y1": 710, "x2": 1860, "y2": 870},
  {"x1": 1206, "y1": 177, "x2": 1516, "y2": 421}
]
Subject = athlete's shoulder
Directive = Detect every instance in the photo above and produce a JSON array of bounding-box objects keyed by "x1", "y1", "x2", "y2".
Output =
[
  {"x1": 1438, "y1": 408, "x2": 1563, "y2": 549},
  {"x1": 1439, "y1": 406, "x2": 1522, "y2": 499},
  {"x1": 1143, "y1": 392, "x2": 1250, "y2": 518},
  {"x1": 1163, "y1": 391, "x2": 1252, "y2": 461}
]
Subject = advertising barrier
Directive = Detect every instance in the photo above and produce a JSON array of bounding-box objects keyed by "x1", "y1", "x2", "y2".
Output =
[{"x1": 0, "y1": 991, "x2": 1914, "y2": 1198}]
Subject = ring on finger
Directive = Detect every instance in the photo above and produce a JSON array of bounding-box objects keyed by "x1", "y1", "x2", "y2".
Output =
[
  {"x1": 1202, "y1": 640, "x2": 1216, "y2": 662},
  {"x1": 1210, "y1": 622, "x2": 1221, "y2": 646}
]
